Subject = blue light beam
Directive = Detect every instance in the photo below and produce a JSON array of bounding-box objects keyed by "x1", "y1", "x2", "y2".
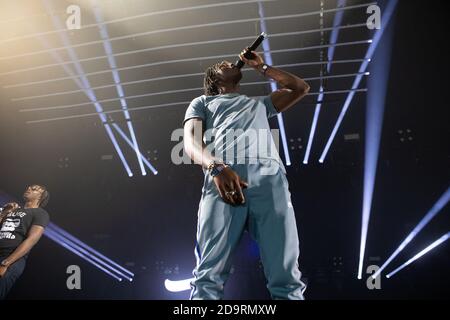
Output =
[
  {"x1": 92, "y1": 0, "x2": 147, "y2": 176},
  {"x1": 258, "y1": 1, "x2": 291, "y2": 166},
  {"x1": 46, "y1": 227, "x2": 133, "y2": 281},
  {"x1": 386, "y1": 232, "x2": 450, "y2": 279},
  {"x1": 357, "y1": 0, "x2": 397, "y2": 279},
  {"x1": 41, "y1": 0, "x2": 133, "y2": 177},
  {"x1": 319, "y1": 0, "x2": 399, "y2": 163},
  {"x1": 303, "y1": 0, "x2": 347, "y2": 164},
  {"x1": 111, "y1": 123, "x2": 158, "y2": 175},
  {"x1": 48, "y1": 222, "x2": 134, "y2": 278},
  {"x1": 372, "y1": 186, "x2": 450, "y2": 279},
  {"x1": 45, "y1": 229, "x2": 123, "y2": 281}
]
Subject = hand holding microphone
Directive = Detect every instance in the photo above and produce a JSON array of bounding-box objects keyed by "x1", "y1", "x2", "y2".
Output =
[
  {"x1": 235, "y1": 32, "x2": 267, "y2": 70},
  {"x1": 238, "y1": 48, "x2": 265, "y2": 69}
]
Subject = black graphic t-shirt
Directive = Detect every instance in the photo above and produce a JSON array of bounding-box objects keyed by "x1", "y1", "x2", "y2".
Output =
[{"x1": 0, "y1": 208, "x2": 50, "y2": 257}]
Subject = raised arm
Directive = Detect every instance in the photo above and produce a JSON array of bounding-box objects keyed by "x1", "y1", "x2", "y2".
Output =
[{"x1": 239, "y1": 48, "x2": 310, "y2": 113}]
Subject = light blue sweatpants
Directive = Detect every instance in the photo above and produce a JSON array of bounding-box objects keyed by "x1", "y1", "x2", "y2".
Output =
[{"x1": 190, "y1": 160, "x2": 305, "y2": 300}]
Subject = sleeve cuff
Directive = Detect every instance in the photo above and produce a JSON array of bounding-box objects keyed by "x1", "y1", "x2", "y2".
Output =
[{"x1": 182, "y1": 116, "x2": 205, "y2": 126}]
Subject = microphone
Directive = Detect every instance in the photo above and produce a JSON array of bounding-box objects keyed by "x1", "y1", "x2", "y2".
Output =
[{"x1": 235, "y1": 32, "x2": 267, "y2": 69}]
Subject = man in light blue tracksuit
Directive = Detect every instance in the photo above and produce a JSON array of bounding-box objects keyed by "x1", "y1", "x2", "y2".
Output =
[{"x1": 183, "y1": 47, "x2": 310, "y2": 300}]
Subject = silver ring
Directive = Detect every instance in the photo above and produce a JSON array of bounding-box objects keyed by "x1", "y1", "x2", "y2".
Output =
[{"x1": 225, "y1": 190, "x2": 236, "y2": 197}]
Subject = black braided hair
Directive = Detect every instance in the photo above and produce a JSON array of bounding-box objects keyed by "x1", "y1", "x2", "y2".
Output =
[{"x1": 203, "y1": 62, "x2": 223, "y2": 96}]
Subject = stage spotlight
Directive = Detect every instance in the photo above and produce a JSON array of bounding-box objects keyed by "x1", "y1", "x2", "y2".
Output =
[
  {"x1": 92, "y1": 0, "x2": 147, "y2": 177},
  {"x1": 386, "y1": 232, "x2": 450, "y2": 279},
  {"x1": 258, "y1": 1, "x2": 291, "y2": 166},
  {"x1": 48, "y1": 223, "x2": 134, "y2": 279},
  {"x1": 357, "y1": 0, "x2": 398, "y2": 279},
  {"x1": 304, "y1": 88, "x2": 323, "y2": 165},
  {"x1": 46, "y1": 227, "x2": 133, "y2": 281},
  {"x1": 39, "y1": 0, "x2": 134, "y2": 177},
  {"x1": 112, "y1": 123, "x2": 158, "y2": 175},
  {"x1": 164, "y1": 278, "x2": 194, "y2": 292},
  {"x1": 319, "y1": 0, "x2": 398, "y2": 164},
  {"x1": 45, "y1": 228, "x2": 132, "y2": 281},
  {"x1": 304, "y1": 0, "x2": 346, "y2": 165},
  {"x1": 45, "y1": 229, "x2": 123, "y2": 281},
  {"x1": 372, "y1": 186, "x2": 450, "y2": 279}
]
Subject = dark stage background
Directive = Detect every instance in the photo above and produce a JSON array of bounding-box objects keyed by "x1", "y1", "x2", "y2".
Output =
[{"x1": 0, "y1": 0, "x2": 448, "y2": 299}]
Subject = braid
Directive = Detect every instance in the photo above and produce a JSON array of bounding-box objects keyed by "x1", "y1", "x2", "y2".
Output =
[
  {"x1": 39, "y1": 187, "x2": 50, "y2": 208},
  {"x1": 203, "y1": 62, "x2": 222, "y2": 96}
]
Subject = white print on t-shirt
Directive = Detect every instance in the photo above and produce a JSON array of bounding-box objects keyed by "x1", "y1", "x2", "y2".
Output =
[
  {"x1": 0, "y1": 218, "x2": 21, "y2": 239},
  {"x1": 0, "y1": 211, "x2": 26, "y2": 240},
  {"x1": 1, "y1": 219, "x2": 21, "y2": 232},
  {"x1": 7, "y1": 211, "x2": 26, "y2": 218}
]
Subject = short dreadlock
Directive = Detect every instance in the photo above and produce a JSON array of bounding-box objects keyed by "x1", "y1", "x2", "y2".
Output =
[{"x1": 203, "y1": 62, "x2": 223, "y2": 96}]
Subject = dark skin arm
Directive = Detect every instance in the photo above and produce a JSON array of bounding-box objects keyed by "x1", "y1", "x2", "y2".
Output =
[
  {"x1": 184, "y1": 118, "x2": 248, "y2": 205},
  {"x1": 0, "y1": 225, "x2": 45, "y2": 277},
  {"x1": 239, "y1": 48, "x2": 310, "y2": 112}
]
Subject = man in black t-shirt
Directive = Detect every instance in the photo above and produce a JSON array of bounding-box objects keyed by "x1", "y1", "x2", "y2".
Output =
[{"x1": 0, "y1": 184, "x2": 50, "y2": 299}]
